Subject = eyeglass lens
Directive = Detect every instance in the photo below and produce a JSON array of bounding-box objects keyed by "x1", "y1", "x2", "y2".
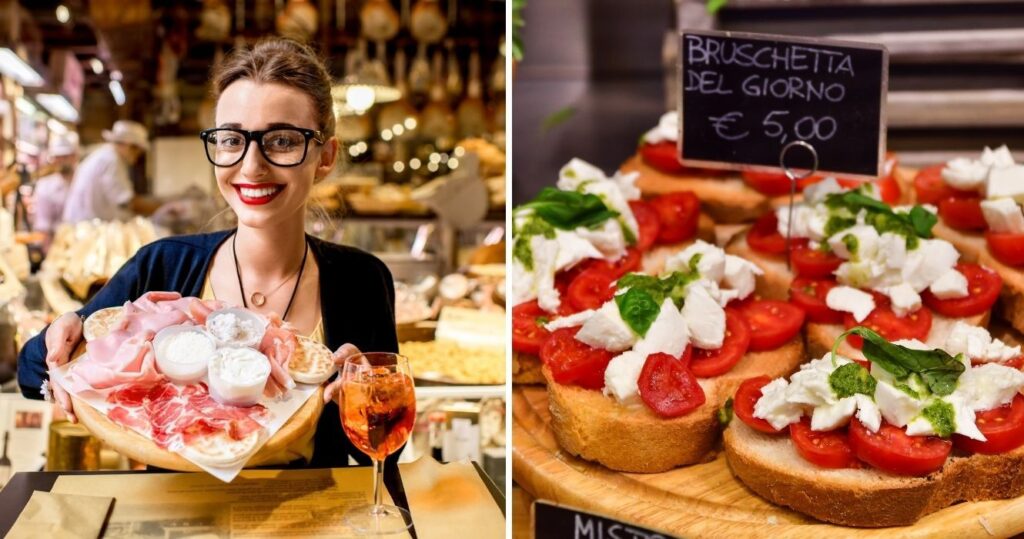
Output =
[{"x1": 205, "y1": 129, "x2": 310, "y2": 167}]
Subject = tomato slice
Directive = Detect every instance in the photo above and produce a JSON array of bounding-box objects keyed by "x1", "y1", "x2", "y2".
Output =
[
  {"x1": 986, "y1": 231, "x2": 1024, "y2": 267},
  {"x1": 690, "y1": 308, "x2": 752, "y2": 377},
  {"x1": 921, "y1": 263, "x2": 1002, "y2": 318},
  {"x1": 628, "y1": 200, "x2": 661, "y2": 252},
  {"x1": 843, "y1": 304, "x2": 932, "y2": 350},
  {"x1": 734, "y1": 376, "x2": 788, "y2": 434},
  {"x1": 790, "y1": 418, "x2": 859, "y2": 469},
  {"x1": 565, "y1": 268, "x2": 618, "y2": 312},
  {"x1": 938, "y1": 197, "x2": 988, "y2": 231},
  {"x1": 954, "y1": 394, "x2": 1024, "y2": 455},
  {"x1": 736, "y1": 299, "x2": 806, "y2": 351},
  {"x1": 790, "y1": 243, "x2": 842, "y2": 278},
  {"x1": 741, "y1": 170, "x2": 824, "y2": 197},
  {"x1": 789, "y1": 277, "x2": 843, "y2": 324},
  {"x1": 586, "y1": 248, "x2": 642, "y2": 280},
  {"x1": 648, "y1": 192, "x2": 700, "y2": 244},
  {"x1": 512, "y1": 300, "x2": 552, "y2": 354},
  {"x1": 637, "y1": 352, "x2": 706, "y2": 418},
  {"x1": 848, "y1": 418, "x2": 951, "y2": 476},
  {"x1": 639, "y1": 140, "x2": 686, "y2": 174},
  {"x1": 539, "y1": 327, "x2": 615, "y2": 390},
  {"x1": 913, "y1": 164, "x2": 978, "y2": 205},
  {"x1": 747, "y1": 212, "x2": 790, "y2": 255}
]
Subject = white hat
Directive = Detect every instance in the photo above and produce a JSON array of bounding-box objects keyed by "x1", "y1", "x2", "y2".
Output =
[
  {"x1": 102, "y1": 120, "x2": 149, "y2": 151},
  {"x1": 48, "y1": 133, "x2": 78, "y2": 158}
]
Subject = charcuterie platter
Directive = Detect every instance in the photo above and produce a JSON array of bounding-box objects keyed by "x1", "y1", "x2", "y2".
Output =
[{"x1": 50, "y1": 292, "x2": 336, "y2": 481}]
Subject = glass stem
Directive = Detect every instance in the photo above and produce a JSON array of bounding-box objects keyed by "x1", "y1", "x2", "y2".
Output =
[{"x1": 372, "y1": 456, "x2": 384, "y2": 510}]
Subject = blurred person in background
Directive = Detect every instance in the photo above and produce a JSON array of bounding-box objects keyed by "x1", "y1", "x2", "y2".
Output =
[
  {"x1": 33, "y1": 133, "x2": 79, "y2": 245},
  {"x1": 61, "y1": 120, "x2": 163, "y2": 223}
]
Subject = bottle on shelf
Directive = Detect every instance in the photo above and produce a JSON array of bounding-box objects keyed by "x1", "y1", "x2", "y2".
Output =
[
  {"x1": 444, "y1": 38, "x2": 463, "y2": 106},
  {"x1": 378, "y1": 47, "x2": 419, "y2": 144},
  {"x1": 456, "y1": 46, "x2": 487, "y2": 139},
  {"x1": 420, "y1": 49, "x2": 456, "y2": 150}
]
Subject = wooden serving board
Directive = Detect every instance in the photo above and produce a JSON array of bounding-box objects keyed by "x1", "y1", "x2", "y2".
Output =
[
  {"x1": 513, "y1": 385, "x2": 1024, "y2": 538},
  {"x1": 68, "y1": 341, "x2": 325, "y2": 472},
  {"x1": 72, "y1": 386, "x2": 324, "y2": 472}
]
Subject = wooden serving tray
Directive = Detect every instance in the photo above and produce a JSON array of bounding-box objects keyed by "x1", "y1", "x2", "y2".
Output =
[
  {"x1": 69, "y1": 338, "x2": 325, "y2": 471},
  {"x1": 72, "y1": 387, "x2": 323, "y2": 472},
  {"x1": 512, "y1": 385, "x2": 1024, "y2": 538}
]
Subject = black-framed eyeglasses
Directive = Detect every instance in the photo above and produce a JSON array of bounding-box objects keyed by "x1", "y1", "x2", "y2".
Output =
[{"x1": 199, "y1": 127, "x2": 325, "y2": 168}]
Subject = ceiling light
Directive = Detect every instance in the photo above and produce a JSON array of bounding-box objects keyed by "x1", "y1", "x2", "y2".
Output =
[
  {"x1": 89, "y1": 58, "x2": 103, "y2": 74},
  {"x1": 36, "y1": 93, "x2": 79, "y2": 122},
  {"x1": 55, "y1": 5, "x2": 70, "y2": 24},
  {"x1": 0, "y1": 48, "x2": 44, "y2": 87},
  {"x1": 108, "y1": 80, "x2": 125, "y2": 106}
]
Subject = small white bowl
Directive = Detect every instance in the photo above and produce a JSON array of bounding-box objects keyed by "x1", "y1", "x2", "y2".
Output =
[
  {"x1": 207, "y1": 347, "x2": 271, "y2": 407},
  {"x1": 153, "y1": 325, "x2": 216, "y2": 384},
  {"x1": 205, "y1": 308, "x2": 267, "y2": 349}
]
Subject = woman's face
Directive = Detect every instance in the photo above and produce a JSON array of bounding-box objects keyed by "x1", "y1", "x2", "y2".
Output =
[{"x1": 214, "y1": 80, "x2": 338, "y2": 230}]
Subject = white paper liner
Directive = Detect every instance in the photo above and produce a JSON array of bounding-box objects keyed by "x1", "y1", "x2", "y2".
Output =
[{"x1": 50, "y1": 359, "x2": 320, "y2": 482}]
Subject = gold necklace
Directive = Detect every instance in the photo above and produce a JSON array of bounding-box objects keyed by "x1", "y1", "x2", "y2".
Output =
[{"x1": 232, "y1": 234, "x2": 309, "y2": 318}]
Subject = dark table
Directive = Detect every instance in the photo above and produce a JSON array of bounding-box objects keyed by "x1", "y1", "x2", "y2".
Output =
[{"x1": 0, "y1": 462, "x2": 504, "y2": 537}]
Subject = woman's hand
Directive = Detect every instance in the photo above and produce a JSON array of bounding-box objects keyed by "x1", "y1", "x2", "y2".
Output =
[
  {"x1": 323, "y1": 343, "x2": 362, "y2": 404},
  {"x1": 44, "y1": 312, "x2": 84, "y2": 422}
]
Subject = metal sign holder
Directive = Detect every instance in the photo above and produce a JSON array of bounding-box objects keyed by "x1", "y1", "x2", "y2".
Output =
[{"x1": 780, "y1": 140, "x2": 819, "y2": 271}]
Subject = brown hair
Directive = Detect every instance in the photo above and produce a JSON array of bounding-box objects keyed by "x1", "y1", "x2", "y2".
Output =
[{"x1": 212, "y1": 38, "x2": 336, "y2": 137}]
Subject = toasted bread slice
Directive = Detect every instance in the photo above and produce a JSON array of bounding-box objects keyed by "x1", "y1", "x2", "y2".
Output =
[
  {"x1": 622, "y1": 155, "x2": 770, "y2": 224},
  {"x1": 931, "y1": 221, "x2": 1024, "y2": 335},
  {"x1": 288, "y1": 336, "x2": 335, "y2": 385},
  {"x1": 545, "y1": 336, "x2": 804, "y2": 473},
  {"x1": 724, "y1": 229, "x2": 793, "y2": 300},
  {"x1": 83, "y1": 307, "x2": 124, "y2": 342},
  {"x1": 180, "y1": 430, "x2": 262, "y2": 468},
  {"x1": 724, "y1": 419, "x2": 1024, "y2": 527},
  {"x1": 512, "y1": 229, "x2": 719, "y2": 386},
  {"x1": 806, "y1": 311, "x2": 990, "y2": 362}
]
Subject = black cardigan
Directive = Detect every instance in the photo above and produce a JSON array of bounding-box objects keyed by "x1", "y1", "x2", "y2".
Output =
[{"x1": 17, "y1": 229, "x2": 400, "y2": 468}]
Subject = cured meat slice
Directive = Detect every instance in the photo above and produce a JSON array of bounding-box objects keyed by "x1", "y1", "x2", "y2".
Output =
[
  {"x1": 70, "y1": 332, "x2": 164, "y2": 392},
  {"x1": 103, "y1": 380, "x2": 269, "y2": 454}
]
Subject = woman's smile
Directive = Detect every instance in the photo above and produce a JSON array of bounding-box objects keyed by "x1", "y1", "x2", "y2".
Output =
[{"x1": 233, "y1": 182, "x2": 286, "y2": 205}]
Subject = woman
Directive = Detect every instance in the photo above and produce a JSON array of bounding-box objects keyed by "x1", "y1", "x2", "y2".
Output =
[{"x1": 17, "y1": 38, "x2": 397, "y2": 469}]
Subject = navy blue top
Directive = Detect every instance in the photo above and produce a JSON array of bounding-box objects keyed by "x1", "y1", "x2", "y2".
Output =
[{"x1": 18, "y1": 229, "x2": 399, "y2": 468}]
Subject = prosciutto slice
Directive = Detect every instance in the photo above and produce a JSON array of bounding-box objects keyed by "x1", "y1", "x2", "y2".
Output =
[
  {"x1": 259, "y1": 324, "x2": 297, "y2": 397},
  {"x1": 107, "y1": 381, "x2": 268, "y2": 451},
  {"x1": 69, "y1": 331, "x2": 164, "y2": 393}
]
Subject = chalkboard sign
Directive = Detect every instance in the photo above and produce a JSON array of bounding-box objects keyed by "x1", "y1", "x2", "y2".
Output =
[
  {"x1": 533, "y1": 500, "x2": 672, "y2": 539},
  {"x1": 679, "y1": 30, "x2": 888, "y2": 178}
]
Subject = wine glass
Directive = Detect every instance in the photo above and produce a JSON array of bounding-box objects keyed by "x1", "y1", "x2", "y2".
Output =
[{"x1": 340, "y1": 352, "x2": 417, "y2": 535}]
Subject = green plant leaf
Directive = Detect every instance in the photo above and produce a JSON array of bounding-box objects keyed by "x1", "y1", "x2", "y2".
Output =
[
  {"x1": 615, "y1": 287, "x2": 661, "y2": 337},
  {"x1": 834, "y1": 327, "x2": 965, "y2": 397},
  {"x1": 706, "y1": 0, "x2": 729, "y2": 14},
  {"x1": 520, "y1": 188, "x2": 619, "y2": 230},
  {"x1": 909, "y1": 205, "x2": 938, "y2": 239},
  {"x1": 541, "y1": 106, "x2": 577, "y2": 133}
]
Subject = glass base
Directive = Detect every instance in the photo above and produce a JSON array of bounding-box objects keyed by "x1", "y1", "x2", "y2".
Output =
[{"x1": 344, "y1": 503, "x2": 412, "y2": 535}]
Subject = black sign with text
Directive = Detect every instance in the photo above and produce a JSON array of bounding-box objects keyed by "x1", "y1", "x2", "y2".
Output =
[
  {"x1": 533, "y1": 501, "x2": 673, "y2": 539},
  {"x1": 680, "y1": 30, "x2": 888, "y2": 177}
]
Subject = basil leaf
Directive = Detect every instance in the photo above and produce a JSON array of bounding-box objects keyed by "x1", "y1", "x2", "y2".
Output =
[
  {"x1": 520, "y1": 187, "x2": 620, "y2": 230},
  {"x1": 835, "y1": 327, "x2": 965, "y2": 397},
  {"x1": 718, "y1": 398, "x2": 734, "y2": 426},
  {"x1": 619, "y1": 219, "x2": 637, "y2": 246},
  {"x1": 616, "y1": 270, "x2": 700, "y2": 309},
  {"x1": 909, "y1": 205, "x2": 938, "y2": 239},
  {"x1": 829, "y1": 362, "x2": 877, "y2": 399},
  {"x1": 615, "y1": 287, "x2": 662, "y2": 337}
]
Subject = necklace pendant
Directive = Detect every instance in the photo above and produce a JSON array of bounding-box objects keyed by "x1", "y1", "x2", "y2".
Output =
[{"x1": 250, "y1": 292, "x2": 266, "y2": 307}]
